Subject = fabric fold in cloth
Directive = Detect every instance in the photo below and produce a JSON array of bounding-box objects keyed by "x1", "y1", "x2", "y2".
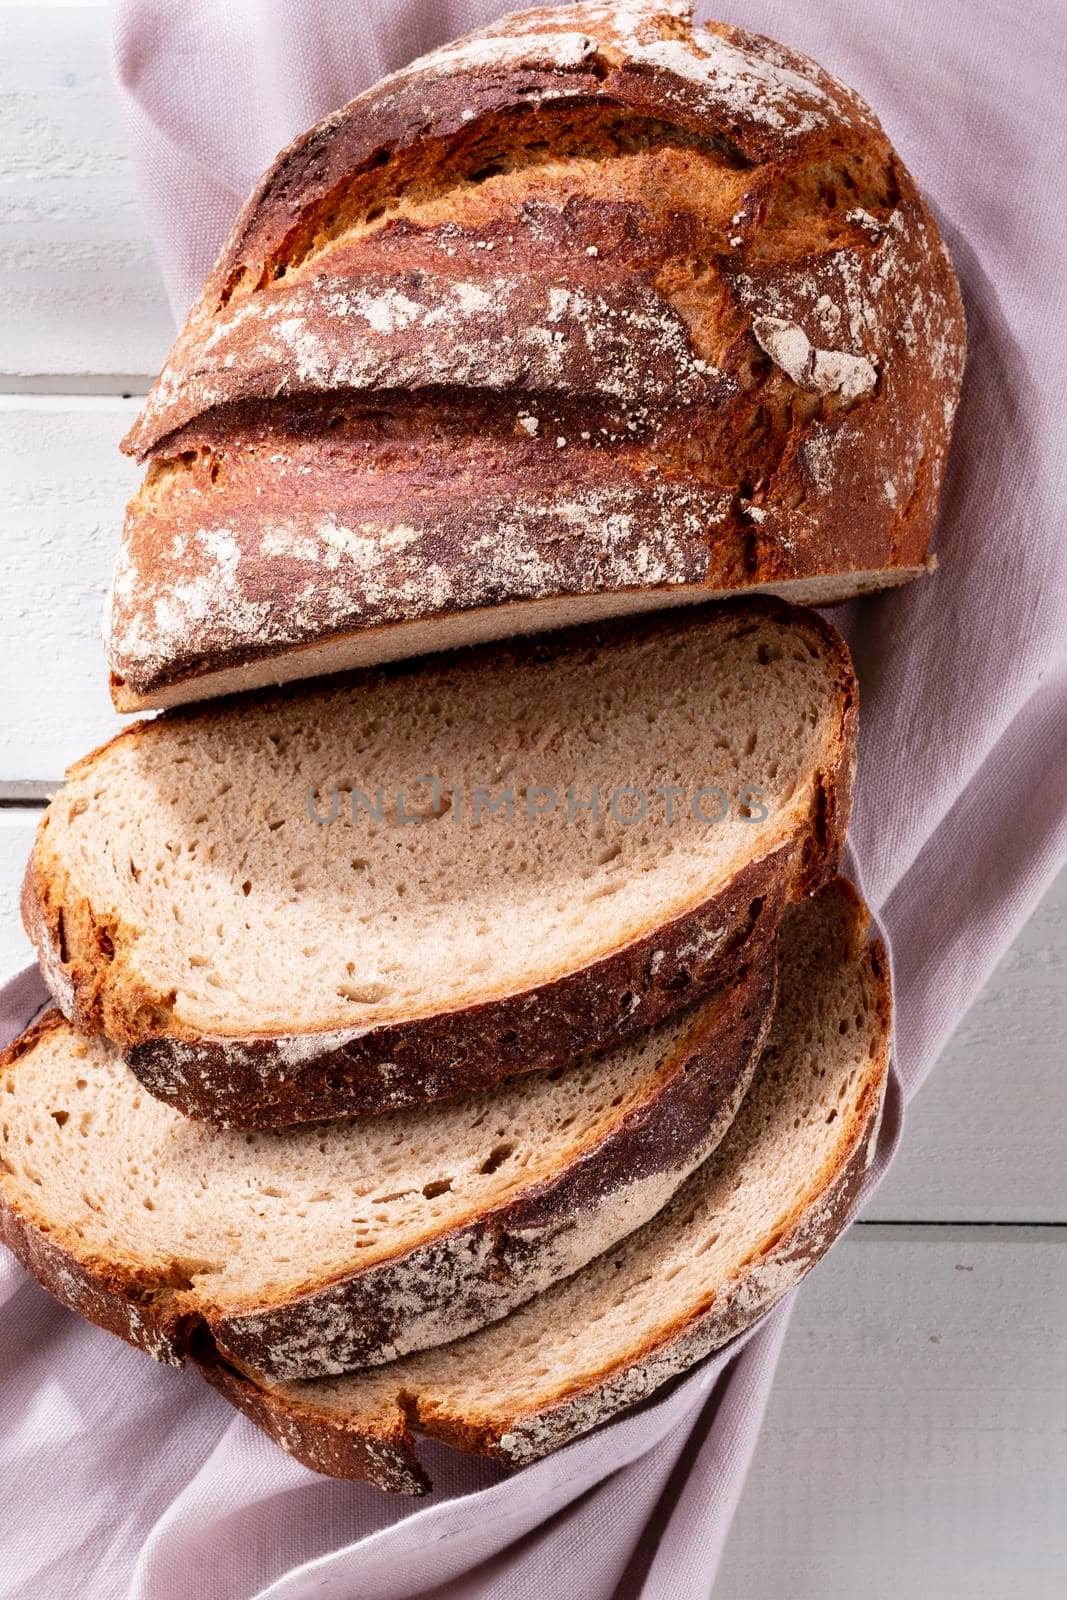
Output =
[{"x1": 0, "y1": 0, "x2": 1064, "y2": 1594}]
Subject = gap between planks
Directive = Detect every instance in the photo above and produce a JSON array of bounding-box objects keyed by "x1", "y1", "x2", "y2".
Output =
[
  {"x1": 0, "y1": 377, "x2": 153, "y2": 397},
  {"x1": 0, "y1": 391, "x2": 146, "y2": 413}
]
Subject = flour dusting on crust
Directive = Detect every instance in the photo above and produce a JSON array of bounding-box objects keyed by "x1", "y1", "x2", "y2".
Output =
[{"x1": 111, "y1": 0, "x2": 965, "y2": 708}]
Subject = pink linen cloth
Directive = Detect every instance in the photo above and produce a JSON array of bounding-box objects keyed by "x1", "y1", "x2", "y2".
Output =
[{"x1": 2, "y1": 1, "x2": 1066, "y2": 1594}]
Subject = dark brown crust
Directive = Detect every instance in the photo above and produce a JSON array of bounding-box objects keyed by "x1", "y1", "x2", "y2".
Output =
[
  {"x1": 123, "y1": 6, "x2": 882, "y2": 460},
  {"x1": 106, "y1": 2, "x2": 965, "y2": 710},
  {"x1": 201, "y1": 1081, "x2": 881, "y2": 1494},
  {"x1": 192, "y1": 881, "x2": 890, "y2": 1491},
  {"x1": 125, "y1": 845, "x2": 788, "y2": 1128},
  {"x1": 491, "y1": 984, "x2": 887, "y2": 1465},
  {"x1": 196, "y1": 1097, "x2": 884, "y2": 1495},
  {"x1": 127, "y1": 267, "x2": 732, "y2": 445},
  {"x1": 0, "y1": 950, "x2": 772, "y2": 1385},
  {"x1": 26, "y1": 597, "x2": 857, "y2": 1127},
  {"x1": 199, "y1": 11, "x2": 875, "y2": 304},
  {"x1": 195, "y1": 1350, "x2": 430, "y2": 1494}
]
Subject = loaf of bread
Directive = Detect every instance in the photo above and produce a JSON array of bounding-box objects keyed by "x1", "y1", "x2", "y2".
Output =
[
  {"x1": 198, "y1": 879, "x2": 890, "y2": 1490},
  {"x1": 0, "y1": 947, "x2": 773, "y2": 1379},
  {"x1": 25, "y1": 601, "x2": 855, "y2": 1126},
  {"x1": 107, "y1": 0, "x2": 965, "y2": 710}
]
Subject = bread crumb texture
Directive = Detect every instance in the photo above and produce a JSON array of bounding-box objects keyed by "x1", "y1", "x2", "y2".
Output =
[{"x1": 27, "y1": 603, "x2": 853, "y2": 1122}]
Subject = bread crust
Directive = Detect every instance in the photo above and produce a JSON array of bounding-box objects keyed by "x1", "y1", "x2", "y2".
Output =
[
  {"x1": 123, "y1": 847, "x2": 787, "y2": 1126},
  {"x1": 106, "y1": 1, "x2": 965, "y2": 710},
  {"x1": 204, "y1": 1087, "x2": 879, "y2": 1494},
  {"x1": 195, "y1": 882, "x2": 890, "y2": 1491},
  {"x1": 25, "y1": 599, "x2": 857, "y2": 1127},
  {"x1": 0, "y1": 949, "x2": 772, "y2": 1380},
  {"x1": 197, "y1": 1351, "x2": 431, "y2": 1494}
]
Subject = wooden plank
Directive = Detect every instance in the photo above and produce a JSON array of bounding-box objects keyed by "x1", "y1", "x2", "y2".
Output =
[
  {"x1": 867, "y1": 867, "x2": 1067, "y2": 1224},
  {"x1": 0, "y1": 0, "x2": 172, "y2": 378},
  {"x1": 715, "y1": 1227, "x2": 1067, "y2": 1600},
  {"x1": 0, "y1": 396, "x2": 134, "y2": 779}
]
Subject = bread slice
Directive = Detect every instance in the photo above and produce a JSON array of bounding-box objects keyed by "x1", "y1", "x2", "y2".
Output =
[
  {"x1": 107, "y1": 0, "x2": 964, "y2": 711},
  {"x1": 196, "y1": 879, "x2": 889, "y2": 1491},
  {"x1": 0, "y1": 942, "x2": 772, "y2": 1378},
  {"x1": 24, "y1": 601, "x2": 855, "y2": 1126}
]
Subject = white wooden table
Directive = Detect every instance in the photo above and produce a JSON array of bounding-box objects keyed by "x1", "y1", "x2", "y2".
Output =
[{"x1": 1, "y1": 6, "x2": 1064, "y2": 1594}]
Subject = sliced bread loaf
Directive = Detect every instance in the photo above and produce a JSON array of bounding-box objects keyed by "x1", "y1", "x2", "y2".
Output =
[
  {"x1": 197, "y1": 879, "x2": 890, "y2": 1492},
  {"x1": 24, "y1": 601, "x2": 855, "y2": 1125},
  {"x1": 0, "y1": 947, "x2": 773, "y2": 1378}
]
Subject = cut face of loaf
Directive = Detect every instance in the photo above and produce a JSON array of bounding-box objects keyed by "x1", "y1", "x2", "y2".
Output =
[
  {"x1": 24, "y1": 601, "x2": 856, "y2": 1126},
  {"x1": 107, "y1": 0, "x2": 965, "y2": 711},
  {"x1": 199, "y1": 878, "x2": 891, "y2": 1492},
  {"x1": 0, "y1": 945, "x2": 774, "y2": 1379}
]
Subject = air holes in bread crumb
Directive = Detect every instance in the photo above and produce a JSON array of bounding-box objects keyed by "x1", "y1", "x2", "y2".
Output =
[
  {"x1": 480, "y1": 1142, "x2": 515, "y2": 1176},
  {"x1": 337, "y1": 980, "x2": 389, "y2": 1003}
]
